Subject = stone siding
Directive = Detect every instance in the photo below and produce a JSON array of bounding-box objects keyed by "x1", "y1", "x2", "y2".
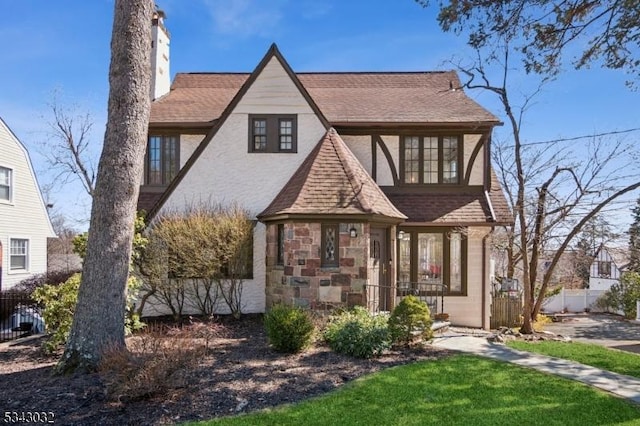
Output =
[{"x1": 265, "y1": 222, "x2": 369, "y2": 310}]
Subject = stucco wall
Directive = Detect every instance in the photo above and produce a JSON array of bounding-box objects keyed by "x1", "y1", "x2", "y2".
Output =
[
  {"x1": 156, "y1": 56, "x2": 327, "y2": 313},
  {"x1": 342, "y1": 135, "x2": 373, "y2": 177},
  {"x1": 179, "y1": 134, "x2": 204, "y2": 168},
  {"x1": 443, "y1": 227, "x2": 490, "y2": 328},
  {"x1": 464, "y1": 134, "x2": 484, "y2": 185},
  {"x1": 378, "y1": 135, "x2": 399, "y2": 186}
]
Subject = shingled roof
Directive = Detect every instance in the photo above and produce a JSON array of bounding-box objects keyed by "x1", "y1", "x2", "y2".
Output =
[
  {"x1": 150, "y1": 72, "x2": 500, "y2": 126},
  {"x1": 384, "y1": 170, "x2": 512, "y2": 226},
  {"x1": 258, "y1": 128, "x2": 407, "y2": 222}
]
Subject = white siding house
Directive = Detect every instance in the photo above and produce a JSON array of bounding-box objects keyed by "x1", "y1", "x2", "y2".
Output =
[{"x1": 0, "y1": 117, "x2": 55, "y2": 290}]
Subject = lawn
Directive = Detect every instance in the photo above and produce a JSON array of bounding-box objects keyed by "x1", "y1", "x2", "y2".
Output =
[
  {"x1": 506, "y1": 340, "x2": 640, "y2": 379},
  {"x1": 189, "y1": 354, "x2": 640, "y2": 426}
]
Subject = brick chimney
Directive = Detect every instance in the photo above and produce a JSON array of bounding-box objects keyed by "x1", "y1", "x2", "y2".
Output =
[{"x1": 150, "y1": 8, "x2": 170, "y2": 101}]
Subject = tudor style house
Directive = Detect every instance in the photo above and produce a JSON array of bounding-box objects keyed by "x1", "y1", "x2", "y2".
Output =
[
  {"x1": 139, "y1": 16, "x2": 511, "y2": 329},
  {"x1": 0, "y1": 117, "x2": 56, "y2": 290}
]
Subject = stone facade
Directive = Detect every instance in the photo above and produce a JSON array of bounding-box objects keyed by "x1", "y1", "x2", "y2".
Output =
[{"x1": 265, "y1": 222, "x2": 370, "y2": 310}]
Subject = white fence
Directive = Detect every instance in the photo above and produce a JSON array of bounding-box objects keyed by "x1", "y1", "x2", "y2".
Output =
[{"x1": 542, "y1": 288, "x2": 606, "y2": 313}]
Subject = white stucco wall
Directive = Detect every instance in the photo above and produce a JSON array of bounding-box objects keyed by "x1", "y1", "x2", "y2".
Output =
[
  {"x1": 180, "y1": 134, "x2": 204, "y2": 168},
  {"x1": 378, "y1": 135, "x2": 399, "y2": 186},
  {"x1": 444, "y1": 227, "x2": 490, "y2": 328},
  {"x1": 343, "y1": 135, "x2": 372, "y2": 177},
  {"x1": 0, "y1": 119, "x2": 55, "y2": 290},
  {"x1": 156, "y1": 56, "x2": 327, "y2": 314},
  {"x1": 464, "y1": 134, "x2": 484, "y2": 185}
]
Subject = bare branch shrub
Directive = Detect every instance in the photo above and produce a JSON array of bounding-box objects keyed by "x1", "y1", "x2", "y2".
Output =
[{"x1": 135, "y1": 203, "x2": 254, "y2": 320}]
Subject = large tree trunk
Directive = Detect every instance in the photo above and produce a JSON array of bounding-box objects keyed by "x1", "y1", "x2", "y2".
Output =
[{"x1": 57, "y1": 0, "x2": 153, "y2": 373}]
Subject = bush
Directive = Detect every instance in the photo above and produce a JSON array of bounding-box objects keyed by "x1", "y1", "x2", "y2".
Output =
[
  {"x1": 99, "y1": 329, "x2": 204, "y2": 401},
  {"x1": 32, "y1": 273, "x2": 81, "y2": 352},
  {"x1": 388, "y1": 296, "x2": 432, "y2": 345},
  {"x1": 600, "y1": 272, "x2": 640, "y2": 319},
  {"x1": 33, "y1": 274, "x2": 145, "y2": 353},
  {"x1": 323, "y1": 306, "x2": 391, "y2": 358},
  {"x1": 264, "y1": 304, "x2": 315, "y2": 353},
  {"x1": 12, "y1": 270, "x2": 80, "y2": 295}
]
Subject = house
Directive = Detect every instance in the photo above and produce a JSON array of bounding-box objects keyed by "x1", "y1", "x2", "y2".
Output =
[
  {"x1": 589, "y1": 244, "x2": 622, "y2": 291},
  {"x1": 138, "y1": 15, "x2": 511, "y2": 328},
  {"x1": 0, "y1": 117, "x2": 56, "y2": 290}
]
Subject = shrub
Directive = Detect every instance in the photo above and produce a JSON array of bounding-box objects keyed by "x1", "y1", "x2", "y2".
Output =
[
  {"x1": 12, "y1": 270, "x2": 80, "y2": 295},
  {"x1": 264, "y1": 304, "x2": 315, "y2": 353},
  {"x1": 388, "y1": 295, "x2": 433, "y2": 345},
  {"x1": 32, "y1": 273, "x2": 81, "y2": 352},
  {"x1": 600, "y1": 272, "x2": 640, "y2": 319},
  {"x1": 533, "y1": 314, "x2": 552, "y2": 332},
  {"x1": 33, "y1": 274, "x2": 144, "y2": 353},
  {"x1": 323, "y1": 306, "x2": 391, "y2": 358},
  {"x1": 99, "y1": 329, "x2": 204, "y2": 401}
]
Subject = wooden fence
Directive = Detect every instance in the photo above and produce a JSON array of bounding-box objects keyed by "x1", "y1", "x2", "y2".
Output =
[{"x1": 490, "y1": 295, "x2": 522, "y2": 329}]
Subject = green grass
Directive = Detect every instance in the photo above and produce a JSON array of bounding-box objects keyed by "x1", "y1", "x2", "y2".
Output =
[
  {"x1": 507, "y1": 340, "x2": 640, "y2": 379},
  {"x1": 187, "y1": 354, "x2": 640, "y2": 426}
]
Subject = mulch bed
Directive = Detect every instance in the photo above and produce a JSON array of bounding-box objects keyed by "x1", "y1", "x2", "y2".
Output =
[{"x1": 0, "y1": 315, "x2": 452, "y2": 425}]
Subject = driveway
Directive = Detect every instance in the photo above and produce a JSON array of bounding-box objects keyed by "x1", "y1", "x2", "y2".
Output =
[{"x1": 544, "y1": 313, "x2": 640, "y2": 354}]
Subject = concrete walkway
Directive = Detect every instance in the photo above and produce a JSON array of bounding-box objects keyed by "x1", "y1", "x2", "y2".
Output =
[{"x1": 432, "y1": 332, "x2": 640, "y2": 404}]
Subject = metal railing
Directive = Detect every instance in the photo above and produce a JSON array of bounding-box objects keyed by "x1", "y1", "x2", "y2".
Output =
[
  {"x1": 364, "y1": 281, "x2": 447, "y2": 317},
  {"x1": 0, "y1": 291, "x2": 43, "y2": 342}
]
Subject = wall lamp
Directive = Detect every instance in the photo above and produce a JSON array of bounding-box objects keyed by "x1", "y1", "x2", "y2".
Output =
[{"x1": 349, "y1": 226, "x2": 358, "y2": 238}]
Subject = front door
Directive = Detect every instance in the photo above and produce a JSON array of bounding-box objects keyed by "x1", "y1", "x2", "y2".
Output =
[{"x1": 370, "y1": 228, "x2": 391, "y2": 311}]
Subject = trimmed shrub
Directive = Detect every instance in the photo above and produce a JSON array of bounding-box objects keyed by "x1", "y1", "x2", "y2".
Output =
[
  {"x1": 323, "y1": 306, "x2": 391, "y2": 358},
  {"x1": 264, "y1": 304, "x2": 315, "y2": 353},
  {"x1": 388, "y1": 295, "x2": 433, "y2": 345}
]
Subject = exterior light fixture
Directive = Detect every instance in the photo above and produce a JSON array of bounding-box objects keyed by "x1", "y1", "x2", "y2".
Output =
[
  {"x1": 398, "y1": 230, "x2": 405, "y2": 240},
  {"x1": 349, "y1": 226, "x2": 358, "y2": 238}
]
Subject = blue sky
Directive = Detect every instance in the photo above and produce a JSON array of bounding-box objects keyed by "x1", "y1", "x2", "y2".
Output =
[{"x1": 1, "y1": 0, "x2": 638, "y2": 233}]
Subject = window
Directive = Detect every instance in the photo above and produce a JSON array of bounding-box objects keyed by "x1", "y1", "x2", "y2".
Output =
[
  {"x1": 249, "y1": 115, "x2": 297, "y2": 153},
  {"x1": 397, "y1": 228, "x2": 466, "y2": 295},
  {"x1": 321, "y1": 224, "x2": 339, "y2": 267},
  {"x1": 598, "y1": 261, "x2": 611, "y2": 278},
  {"x1": 0, "y1": 166, "x2": 11, "y2": 202},
  {"x1": 401, "y1": 136, "x2": 460, "y2": 184},
  {"x1": 10, "y1": 239, "x2": 28, "y2": 271},
  {"x1": 277, "y1": 224, "x2": 285, "y2": 266},
  {"x1": 146, "y1": 135, "x2": 179, "y2": 185}
]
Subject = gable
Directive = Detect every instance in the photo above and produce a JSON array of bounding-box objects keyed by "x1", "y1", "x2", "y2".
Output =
[
  {"x1": 0, "y1": 117, "x2": 55, "y2": 238},
  {"x1": 153, "y1": 46, "x2": 329, "y2": 219}
]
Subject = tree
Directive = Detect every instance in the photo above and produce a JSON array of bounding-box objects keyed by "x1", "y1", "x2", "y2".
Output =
[
  {"x1": 57, "y1": 0, "x2": 153, "y2": 373},
  {"x1": 418, "y1": 0, "x2": 640, "y2": 84},
  {"x1": 628, "y1": 197, "x2": 640, "y2": 272},
  {"x1": 434, "y1": 15, "x2": 640, "y2": 333},
  {"x1": 43, "y1": 98, "x2": 97, "y2": 198}
]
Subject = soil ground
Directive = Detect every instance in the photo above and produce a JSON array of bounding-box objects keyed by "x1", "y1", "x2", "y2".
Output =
[{"x1": 0, "y1": 315, "x2": 451, "y2": 425}]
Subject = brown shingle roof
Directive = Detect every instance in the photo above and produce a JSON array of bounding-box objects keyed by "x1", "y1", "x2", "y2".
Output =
[
  {"x1": 385, "y1": 171, "x2": 513, "y2": 226},
  {"x1": 150, "y1": 72, "x2": 499, "y2": 125},
  {"x1": 489, "y1": 169, "x2": 513, "y2": 224},
  {"x1": 258, "y1": 128, "x2": 407, "y2": 221}
]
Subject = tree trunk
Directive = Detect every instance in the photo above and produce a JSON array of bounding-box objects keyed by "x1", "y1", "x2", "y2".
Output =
[{"x1": 57, "y1": 0, "x2": 153, "y2": 373}]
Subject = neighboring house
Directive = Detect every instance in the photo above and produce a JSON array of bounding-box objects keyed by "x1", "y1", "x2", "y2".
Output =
[
  {"x1": 589, "y1": 244, "x2": 622, "y2": 291},
  {"x1": 138, "y1": 15, "x2": 511, "y2": 328},
  {"x1": 0, "y1": 117, "x2": 56, "y2": 290}
]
